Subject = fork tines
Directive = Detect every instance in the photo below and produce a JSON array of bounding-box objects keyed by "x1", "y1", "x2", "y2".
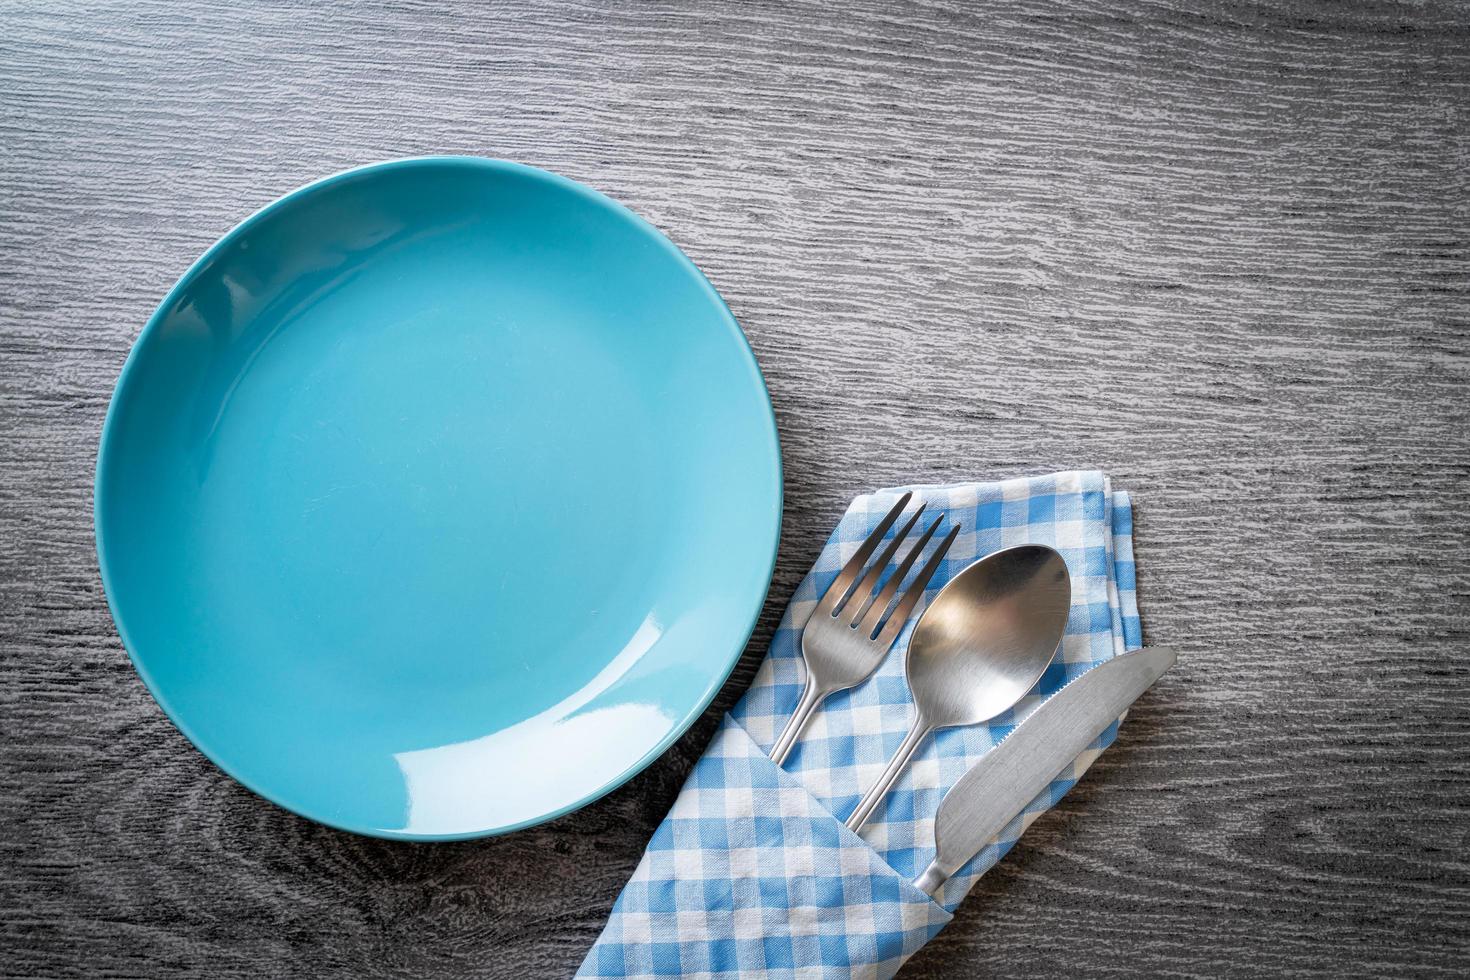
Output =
[{"x1": 819, "y1": 492, "x2": 960, "y2": 644}]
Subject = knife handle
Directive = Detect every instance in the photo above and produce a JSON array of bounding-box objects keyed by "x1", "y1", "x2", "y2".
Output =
[{"x1": 913, "y1": 860, "x2": 947, "y2": 898}]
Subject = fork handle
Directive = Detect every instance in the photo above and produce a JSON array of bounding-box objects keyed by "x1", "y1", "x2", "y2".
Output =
[{"x1": 769, "y1": 677, "x2": 825, "y2": 766}]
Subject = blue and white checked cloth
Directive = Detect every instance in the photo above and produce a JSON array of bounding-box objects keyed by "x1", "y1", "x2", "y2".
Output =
[{"x1": 580, "y1": 471, "x2": 1143, "y2": 979}]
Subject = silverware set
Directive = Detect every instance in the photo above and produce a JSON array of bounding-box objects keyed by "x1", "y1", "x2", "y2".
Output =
[{"x1": 772, "y1": 493, "x2": 1175, "y2": 894}]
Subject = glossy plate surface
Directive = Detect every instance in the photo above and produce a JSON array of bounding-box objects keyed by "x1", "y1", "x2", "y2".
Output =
[{"x1": 95, "y1": 157, "x2": 781, "y2": 840}]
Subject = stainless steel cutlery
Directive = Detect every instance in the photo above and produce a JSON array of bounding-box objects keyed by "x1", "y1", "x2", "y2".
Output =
[
  {"x1": 771, "y1": 496, "x2": 1170, "y2": 877},
  {"x1": 768, "y1": 491, "x2": 959, "y2": 765},
  {"x1": 844, "y1": 545, "x2": 1072, "y2": 832},
  {"x1": 911, "y1": 645, "x2": 1177, "y2": 896}
]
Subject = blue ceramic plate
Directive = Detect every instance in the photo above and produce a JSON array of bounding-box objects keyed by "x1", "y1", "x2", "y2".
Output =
[{"x1": 95, "y1": 158, "x2": 781, "y2": 840}]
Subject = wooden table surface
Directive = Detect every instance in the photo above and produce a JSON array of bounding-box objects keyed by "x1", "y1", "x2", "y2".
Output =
[{"x1": 3, "y1": 2, "x2": 1467, "y2": 977}]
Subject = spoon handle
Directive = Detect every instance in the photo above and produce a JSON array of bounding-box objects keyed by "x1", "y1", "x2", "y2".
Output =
[
  {"x1": 846, "y1": 721, "x2": 933, "y2": 833},
  {"x1": 769, "y1": 676, "x2": 826, "y2": 766}
]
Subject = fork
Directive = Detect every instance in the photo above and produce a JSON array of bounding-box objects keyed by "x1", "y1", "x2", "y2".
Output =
[{"x1": 768, "y1": 491, "x2": 961, "y2": 766}]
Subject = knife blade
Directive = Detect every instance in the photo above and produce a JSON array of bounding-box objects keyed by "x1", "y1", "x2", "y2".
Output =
[{"x1": 912, "y1": 645, "x2": 1176, "y2": 897}]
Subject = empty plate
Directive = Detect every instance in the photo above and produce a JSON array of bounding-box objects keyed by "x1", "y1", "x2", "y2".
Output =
[{"x1": 95, "y1": 157, "x2": 782, "y2": 839}]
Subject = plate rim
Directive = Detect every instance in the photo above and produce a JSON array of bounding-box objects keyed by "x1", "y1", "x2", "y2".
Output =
[{"x1": 93, "y1": 155, "x2": 783, "y2": 840}]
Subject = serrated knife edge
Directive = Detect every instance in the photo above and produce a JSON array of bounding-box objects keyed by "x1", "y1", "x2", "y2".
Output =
[{"x1": 913, "y1": 645, "x2": 1176, "y2": 897}]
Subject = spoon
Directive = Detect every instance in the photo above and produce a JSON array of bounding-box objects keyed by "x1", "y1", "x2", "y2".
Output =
[{"x1": 844, "y1": 544, "x2": 1072, "y2": 833}]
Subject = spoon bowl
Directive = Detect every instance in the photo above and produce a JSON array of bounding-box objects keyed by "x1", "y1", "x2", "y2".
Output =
[
  {"x1": 907, "y1": 544, "x2": 1072, "y2": 728},
  {"x1": 844, "y1": 544, "x2": 1072, "y2": 832}
]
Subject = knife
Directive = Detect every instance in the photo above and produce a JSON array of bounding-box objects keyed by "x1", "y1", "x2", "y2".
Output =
[{"x1": 911, "y1": 645, "x2": 1176, "y2": 897}]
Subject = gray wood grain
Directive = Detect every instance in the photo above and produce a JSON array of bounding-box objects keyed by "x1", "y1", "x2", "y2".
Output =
[{"x1": 2, "y1": 0, "x2": 1468, "y2": 976}]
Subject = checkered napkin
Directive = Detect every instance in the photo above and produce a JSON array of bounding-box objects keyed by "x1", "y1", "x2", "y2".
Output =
[{"x1": 579, "y1": 471, "x2": 1143, "y2": 979}]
